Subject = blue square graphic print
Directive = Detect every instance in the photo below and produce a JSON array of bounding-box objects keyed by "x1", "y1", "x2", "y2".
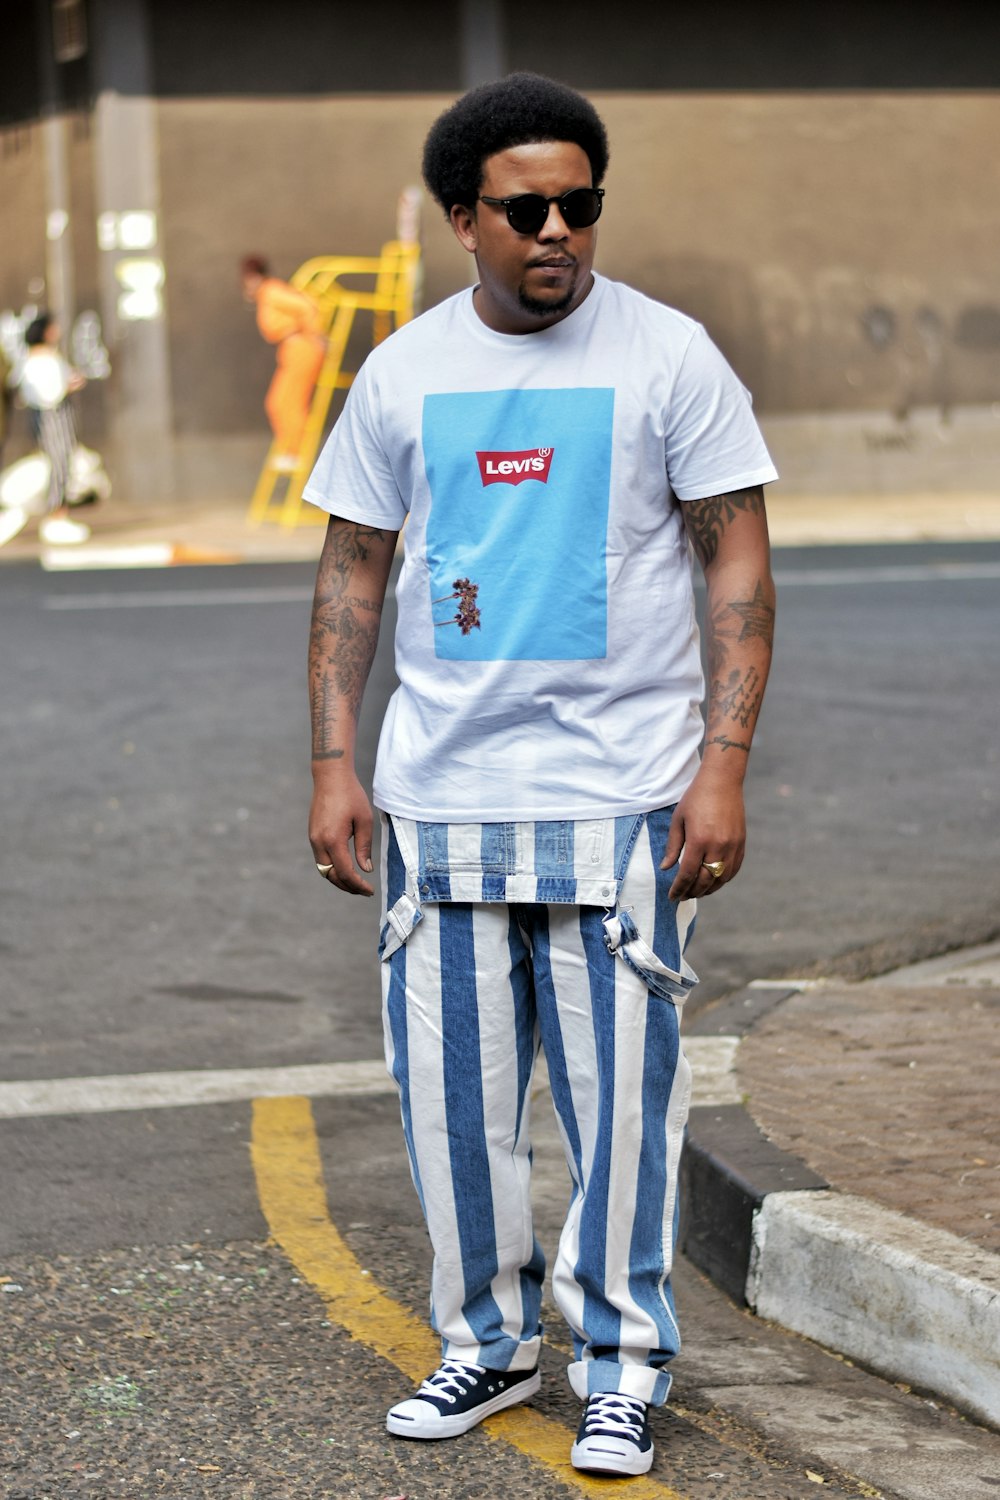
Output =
[{"x1": 423, "y1": 388, "x2": 614, "y2": 661}]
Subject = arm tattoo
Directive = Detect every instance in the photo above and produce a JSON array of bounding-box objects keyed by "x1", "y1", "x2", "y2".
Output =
[
  {"x1": 703, "y1": 578, "x2": 775, "y2": 756},
  {"x1": 726, "y1": 581, "x2": 775, "y2": 649},
  {"x1": 685, "y1": 488, "x2": 765, "y2": 569},
  {"x1": 313, "y1": 523, "x2": 386, "y2": 602},
  {"x1": 309, "y1": 522, "x2": 385, "y2": 758},
  {"x1": 707, "y1": 734, "x2": 752, "y2": 753},
  {"x1": 710, "y1": 664, "x2": 764, "y2": 729}
]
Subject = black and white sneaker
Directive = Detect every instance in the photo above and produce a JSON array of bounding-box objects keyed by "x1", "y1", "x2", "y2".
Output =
[
  {"x1": 386, "y1": 1359, "x2": 540, "y2": 1440},
  {"x1": 570, "y1": 1391, "x2": 654, "y2": 1476}
]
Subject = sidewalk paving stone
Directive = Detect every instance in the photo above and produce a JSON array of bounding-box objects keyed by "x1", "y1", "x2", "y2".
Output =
[
  {"x1": 737, "y1": 978, "x2": 1000, "y2": 1256},
  {"x1": 681, "y1": 945, "x2": 1000, "y2": 1431}
]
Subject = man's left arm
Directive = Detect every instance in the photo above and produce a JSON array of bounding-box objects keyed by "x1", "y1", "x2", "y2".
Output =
[{"x1": 662, "y1": 486, "x2": 776, "y2": 899}]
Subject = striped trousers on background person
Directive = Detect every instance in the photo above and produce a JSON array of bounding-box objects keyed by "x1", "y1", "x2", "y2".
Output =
[
  {"x1": 31, "y1": 402, "x2": 77, "y2": 512},
  {"x1": 378, "y1": 807, "x2": 697, "y2": 1407}
]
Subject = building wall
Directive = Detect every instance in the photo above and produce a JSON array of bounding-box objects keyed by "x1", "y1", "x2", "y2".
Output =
[
  {"x1": 153, "y1": 90, "x2": 1000, "y2": 486},
  {"x1": 0, "y1": 126, "x2": 48, "y2": 322},
  {"x1": 598, "y1": 92, "x2": 1000, "y2": 418},
  {"x1": 3, "y1": 0, "x2": 999, "y2": 497}
]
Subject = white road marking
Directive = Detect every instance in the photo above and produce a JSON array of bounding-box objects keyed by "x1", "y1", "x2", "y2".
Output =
[
  {"x1": 42, "y1": 544, "x2": 177, "y2": 570},
  {"x1": 39, "y1": 560, "x2": 1000, "y2": 610},
  {"x1": 42, "y1": 586, "x2": 315, "y2": 610},
  {"x1": 772, "y1": 560, "x2": 1000, "y2": 585},
  {"x1": 748, "y1": 977, "x2": 821, "y2": 990},
  {"x1": 683, "y1": 1035, "x2": 743, "y2": 1106},
  {"x1": 0, "y1": 1038, "x2": 735, "y2": 1119},
  {"x1": 0, "y1": 1061, "x2": 394, "y2": 1118}
]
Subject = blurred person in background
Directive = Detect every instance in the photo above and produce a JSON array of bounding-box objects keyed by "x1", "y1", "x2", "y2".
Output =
[
  {"x1": 241, "y1": 255, "x2": 325, "y2": 471},
  {"x1": 18, "y1": 313, "x2": 90, "y2": 545}
]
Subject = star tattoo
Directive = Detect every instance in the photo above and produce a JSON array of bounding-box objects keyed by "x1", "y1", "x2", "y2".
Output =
[{"x1": 729, "y1": 581, "x2": 776, "y2": 645}]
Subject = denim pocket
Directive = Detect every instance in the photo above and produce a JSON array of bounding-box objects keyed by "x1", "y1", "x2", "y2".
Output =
[
  {"x1": 601, "y1": 906, "x2": 698, "y2": 1005},
  {"x1": 378, "y1": 892, "x2": 424, "y2": 962}
]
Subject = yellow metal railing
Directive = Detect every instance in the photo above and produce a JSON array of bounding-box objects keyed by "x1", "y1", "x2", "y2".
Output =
[{"x1": 247, "y1": 239, "x2": 421, "y2": 529}]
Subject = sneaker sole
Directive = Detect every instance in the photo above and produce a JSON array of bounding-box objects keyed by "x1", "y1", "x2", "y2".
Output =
[
  {"x1": 386, "y1": 1369, "x2": 541, "y2": 1440},
  {"x1": 571, "y1": 1437, "x2": 654, "y2": 1476}
]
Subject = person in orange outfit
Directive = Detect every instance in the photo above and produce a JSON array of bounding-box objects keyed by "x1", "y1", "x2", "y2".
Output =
[{"x1": 242, "y1": 256, "x2": 326, "y2": 470}]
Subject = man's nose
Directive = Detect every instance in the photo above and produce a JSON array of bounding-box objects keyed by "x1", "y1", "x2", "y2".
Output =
[{"x1": 537, "y1": 202, "x2": 570, "y2": 239}]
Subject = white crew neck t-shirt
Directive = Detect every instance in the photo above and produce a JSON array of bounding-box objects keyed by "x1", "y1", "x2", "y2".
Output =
[{"x1": 304, "y1": 273, "x2": 777, "y2": 822}]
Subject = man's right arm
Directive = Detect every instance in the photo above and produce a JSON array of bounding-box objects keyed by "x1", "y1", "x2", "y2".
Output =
[{"x1": 308, "y1": 515, "x2": 398, "y2": 896}]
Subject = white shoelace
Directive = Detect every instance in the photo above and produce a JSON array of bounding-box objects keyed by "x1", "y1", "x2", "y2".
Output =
[
  {"x1": 582, "y1": 1391, "x2": 647, "y2": 1440},
  {"x1": 416, "y1": 1360, "x2": 486, "y2": 1405}
]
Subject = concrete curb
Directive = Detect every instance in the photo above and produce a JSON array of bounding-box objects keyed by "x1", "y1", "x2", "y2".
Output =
[{"x1": 679, "y1": 979, "x2": 1000, "y2": 1431}]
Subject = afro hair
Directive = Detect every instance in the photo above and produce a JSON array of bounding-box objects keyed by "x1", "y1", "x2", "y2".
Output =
[{"x1": 422, "y1": 72, "x2": 609, "y2": 214}]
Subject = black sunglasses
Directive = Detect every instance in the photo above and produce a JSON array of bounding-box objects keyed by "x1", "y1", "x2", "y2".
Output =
[{"x1": 478, "y1": 187, "x2": 605, "y2": 236}]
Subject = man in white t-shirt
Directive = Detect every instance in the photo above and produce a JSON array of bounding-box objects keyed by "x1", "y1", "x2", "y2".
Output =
[{"x1": 304, "y1": 72, "x2": 777, "y2": 1480}]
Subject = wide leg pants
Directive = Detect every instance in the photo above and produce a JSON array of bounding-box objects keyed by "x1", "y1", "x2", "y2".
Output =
[
  {"x1": 264, "y1": 333, "x2": 324, "y2": 455},
  {"x1": 379, "y1": 810, "x2": 695, "y2": 1407},
  {"x1": 31, "y1": 403, "x2": 76, "y2": 511}
]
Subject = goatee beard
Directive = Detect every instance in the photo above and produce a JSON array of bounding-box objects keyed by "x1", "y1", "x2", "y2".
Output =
[{"x1": 518, "y1": 281, "x2": 577, "y2": 319}]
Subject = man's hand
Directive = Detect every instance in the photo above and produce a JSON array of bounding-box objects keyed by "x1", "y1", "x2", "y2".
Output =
[
  {"x1": 309, "y1": 764, "x2": 376, "y2": 896},
  {"x1": 661, "y1": 765, "x2": 746, "y2": 900}
]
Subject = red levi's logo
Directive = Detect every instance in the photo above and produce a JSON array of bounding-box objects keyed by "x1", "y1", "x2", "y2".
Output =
[{"x1": 476, "y1": 447, "x2": 554, "y2": 486}]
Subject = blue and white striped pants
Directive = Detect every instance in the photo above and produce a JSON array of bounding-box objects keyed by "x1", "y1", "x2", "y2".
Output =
[
  {"x1": 30, "y1": 402, "x2": 77, "y2": 511},
  {"x1": 378, "y1": 807, "x2": 696, "y2": 1406}
]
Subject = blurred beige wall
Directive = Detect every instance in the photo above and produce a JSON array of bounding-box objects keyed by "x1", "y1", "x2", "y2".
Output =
[
  {"x1": 4, "y1": 89, "x2": 999, "y2": 496},
  {"x1": 155, "y1": 91, "x2": 1000, "y2": 427}
]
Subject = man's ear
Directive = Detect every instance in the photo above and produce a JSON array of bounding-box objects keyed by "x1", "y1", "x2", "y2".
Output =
[{"x1": 449, "y1": 202, "x2": 478, "y2": 253}]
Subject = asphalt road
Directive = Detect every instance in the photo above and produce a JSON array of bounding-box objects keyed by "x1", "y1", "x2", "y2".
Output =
[
  {"x1": 4, "y1": 539, "x2": 998, "y2": 1079},
  {"x1": 3, "y1": 541, "x2": 1000, "y2": 1498}
]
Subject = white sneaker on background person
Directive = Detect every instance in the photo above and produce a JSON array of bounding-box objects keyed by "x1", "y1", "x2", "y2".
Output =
[
  {"x1": 0, "y1": 506, "x2": 29, "y2": 546},
  {"x1": 39, "y1": 514, "x2": 90, "y2": 544}
]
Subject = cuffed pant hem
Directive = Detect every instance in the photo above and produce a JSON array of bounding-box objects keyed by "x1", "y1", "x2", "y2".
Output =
[
  {"x1": 568, "y1": 1358, "x2": 673, "y2": 1407},
  {"x1": 442, "y1": 1334, "x2": 542, "y2": 1372}
]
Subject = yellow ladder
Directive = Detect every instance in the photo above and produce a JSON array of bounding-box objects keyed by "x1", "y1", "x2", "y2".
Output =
[{"x1": 247, "y1": 239, "x2": 421, "y2": 529}]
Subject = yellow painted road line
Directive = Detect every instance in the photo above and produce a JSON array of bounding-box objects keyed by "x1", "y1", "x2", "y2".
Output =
[{"x1": 251, "y1": 1095, "x2": 688, "y2": 1499}]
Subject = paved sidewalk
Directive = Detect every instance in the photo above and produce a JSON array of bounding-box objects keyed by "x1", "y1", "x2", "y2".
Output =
[
  {"x1": 683, "y1": 943, "x2": 1000, "y2": 1432},
  {"x1": 3, "y1": 487, "x2": 1000, "y2": 567},
  {"x1": 739, "y1": 947, "x2": 1000, "y2": 1257},
  {"x1": 0, "y1": 494, "x2": 327, "y2": 568}
]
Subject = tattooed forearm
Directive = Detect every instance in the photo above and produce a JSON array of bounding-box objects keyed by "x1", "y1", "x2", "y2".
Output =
[
  {"x1": 703, "y1": 578, "x2": 776, "y2": 760},
  {"x1": 684, "y1": 488, "x2": 765, "y2": 569},
  {"x1": 683, "y1": 485, "x2": 775, "y2": 765},
  {"x1": 313, "y1": 523, "x2": 386, "y2": 607},
  {"x1": 711, "y1": 665, "x2": 764, "y2": 729},
  {"x1": 309, "y1": 604, "x2": 380, "y2": 757},
  {"x1": 728, "y1": 581, "x2": 775, "y2": 647},
  {"x1": 308, "y1": 520, "x2": 390, "y2": 761}
]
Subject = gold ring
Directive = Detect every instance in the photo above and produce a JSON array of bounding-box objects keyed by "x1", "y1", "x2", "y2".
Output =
[
  {"x1": 315, "y1": 862, "x2": 334, "y2": 876},
  {"x1": 702, "y1": 859, "x2": 725, "y2": 878}
]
